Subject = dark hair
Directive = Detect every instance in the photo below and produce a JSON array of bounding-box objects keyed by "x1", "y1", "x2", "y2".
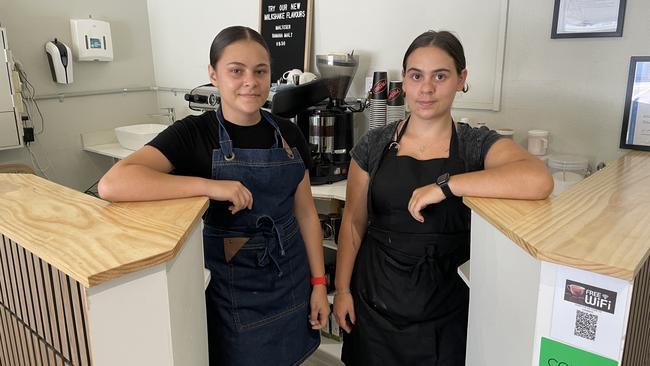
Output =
[
  {"x1": 209, "y1": 26, "x2": 271, "y2": 68},
  {"x1": 402, "y1": 30, "x2": 467, "y2": 78}
]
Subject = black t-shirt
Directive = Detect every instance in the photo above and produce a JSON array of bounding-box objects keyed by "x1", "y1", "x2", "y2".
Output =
[{"x1": 147, "y1": 110, "x2": 311, "y2": 225}]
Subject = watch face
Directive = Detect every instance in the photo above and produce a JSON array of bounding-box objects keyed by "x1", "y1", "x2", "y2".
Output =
[{"x1": 437, "y1": 173, "x2": 449, "y2": 185}]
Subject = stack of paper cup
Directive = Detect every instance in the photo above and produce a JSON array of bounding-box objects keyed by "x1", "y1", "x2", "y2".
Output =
[
  {"x1": 387, "y1": 81, "x2": 405, "y2": 124},
  {"x1": 369, "y1": 71, "x2": 387, "y2": 130}
]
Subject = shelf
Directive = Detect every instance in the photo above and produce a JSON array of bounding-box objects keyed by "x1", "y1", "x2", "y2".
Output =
[
  {"x1": 458, "y1": 259, "x2": 470, "y2": 287},
  {"x1": 323, "y1": 239, "x2": 337, "y2": 251},
  {"x1": 204, "y1": 268, "x2": 211, "y2": 290},
  {"x1": 310, "y1": 180, "x2": 347, "y2": 201},
  {"x1": 83, "y1": 143, "x2": 133, "y2": 160},
  {"x1": 81, "y1": 129, "x2": 133, "y2": 160}
]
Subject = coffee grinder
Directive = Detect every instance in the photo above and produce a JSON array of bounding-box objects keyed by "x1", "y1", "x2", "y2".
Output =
[{"x1": 270, "y1": 52, "x2": 364, "y2": 184}]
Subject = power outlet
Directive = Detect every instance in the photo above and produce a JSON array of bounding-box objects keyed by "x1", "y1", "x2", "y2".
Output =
[
  {"x1": 11, "y1": 70, "x2": 22, "y2": 93},
  {"x1": 13, "y1": 92, "x2": 24, "y2": 114}
]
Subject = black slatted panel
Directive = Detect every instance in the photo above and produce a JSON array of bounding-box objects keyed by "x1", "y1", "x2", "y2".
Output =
[
  {"x1": 0, "y1": 235, "x2": 92, "y2": 366},
  {"x1": 621, "y1": 258, "x2": 650, "y2": 366}
]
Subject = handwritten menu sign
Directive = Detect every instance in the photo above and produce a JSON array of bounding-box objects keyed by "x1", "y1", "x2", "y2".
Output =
[{"x1": 259, "y1": 0, "x2": 313, "y2": 82}]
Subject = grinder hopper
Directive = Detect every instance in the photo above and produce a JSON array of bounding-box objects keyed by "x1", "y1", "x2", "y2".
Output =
[{"x1": 315, "y1": 52, "x2": 359, "y2": 106}]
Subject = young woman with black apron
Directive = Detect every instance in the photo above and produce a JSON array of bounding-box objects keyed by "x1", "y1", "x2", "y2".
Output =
[
  {"x1": 341, "y1": 117, "x2": 470, "y2": 365},
  {"x1": 335, "y1": 30, "x2": 552, "y2": 366}
]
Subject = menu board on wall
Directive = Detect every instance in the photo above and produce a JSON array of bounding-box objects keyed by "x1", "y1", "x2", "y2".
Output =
[{"x1": 259, "y1": 0, "x2": 313, "y2": 83}]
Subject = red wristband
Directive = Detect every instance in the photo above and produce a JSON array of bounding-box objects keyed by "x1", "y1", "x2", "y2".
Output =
[{"x1": 310, "y1": 275, "x2": 326, "y2": 286}]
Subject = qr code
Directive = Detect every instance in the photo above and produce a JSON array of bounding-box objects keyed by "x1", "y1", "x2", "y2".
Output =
[{"x1": 574, "y1": 310, "x2": 598, "y2": 341}]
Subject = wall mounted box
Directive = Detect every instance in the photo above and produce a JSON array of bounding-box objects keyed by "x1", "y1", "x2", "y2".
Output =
[{"x1": 70, "y1": 19, "x2": 114, "y2": 61}]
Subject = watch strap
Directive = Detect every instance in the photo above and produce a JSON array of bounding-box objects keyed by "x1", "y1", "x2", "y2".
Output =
[{"x1": 439, "y1": 182, "x2": 454, "y2": 198}]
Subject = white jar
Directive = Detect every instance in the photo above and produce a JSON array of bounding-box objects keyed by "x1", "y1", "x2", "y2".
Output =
[
  {"x1": 548, "y1": 154, "x2": 589, "y2": 196},
  {"x1": 528, "y1": 130, "x2": 549, "y2": 156}
]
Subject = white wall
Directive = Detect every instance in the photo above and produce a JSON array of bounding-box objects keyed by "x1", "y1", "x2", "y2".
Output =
[
  {"x1": 458, "y1": 0, "x2": 650, "y2": 165},
  {"x1": 148, "y1": 0, "x2": 507, "y2": 111},
  {"x1": 147, "y1": 0, "x2": 650, "y2": 166},
  {"x1": 146, "y1": 0, "x2": 261, "y2": 119},
  {"x1": 0, "y1": 0, "x2": 160, "y2": 190}
]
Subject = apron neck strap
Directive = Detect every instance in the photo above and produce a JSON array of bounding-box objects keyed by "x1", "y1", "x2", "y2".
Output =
[
  {"x1": 260, "y1": 109, "x2": 294, "y2": 158},
  {"x1": 215, "y1": 106, "x2": 234, "y2": 159},
  {"x1": 215, "y1": 107, "x2": 294, "y2": 160},
  {"x1": 389, "y1": 116, "x2": 460, "y2": 159}
]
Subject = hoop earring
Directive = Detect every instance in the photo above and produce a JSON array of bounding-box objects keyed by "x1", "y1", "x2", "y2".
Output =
[{"x1": 462, "y1": 83, "x2": 469, "y2": 93}]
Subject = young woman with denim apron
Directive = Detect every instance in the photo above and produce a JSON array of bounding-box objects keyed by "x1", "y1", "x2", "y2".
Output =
[
  {"x1": 203, "y1": 106, "x2": 320, "y2": 365},
  {"x1": 333, "y1": 31, "x2": 553, "y2": 365},
  {"x1": 98, "y1": 26, "x2": 330, "y2": 365}
]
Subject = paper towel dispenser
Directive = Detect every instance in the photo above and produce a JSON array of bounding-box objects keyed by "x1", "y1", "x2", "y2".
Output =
[{"x1": 70, "y1": 18, "x2": 113, "y2": 61}]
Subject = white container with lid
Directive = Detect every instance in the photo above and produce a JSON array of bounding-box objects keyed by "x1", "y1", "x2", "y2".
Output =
[
  {"x1": 528, "y1": 130, "x2": 549, "y2": 156},
  {"x1": 547, "y1": 154, "x2": 589, "y2": 196}
]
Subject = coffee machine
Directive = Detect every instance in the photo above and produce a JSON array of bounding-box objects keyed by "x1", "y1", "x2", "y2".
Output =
[{"x1": 272, "y1": 53, "x2": 365, "y2": 185}]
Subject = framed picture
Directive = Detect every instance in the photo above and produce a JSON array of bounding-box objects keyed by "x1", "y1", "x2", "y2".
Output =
[
  {"x1": 620, "y1": 57, "x2": 650, "y2": 151},
  {"x1": 551, "y1": 0, "x2": 626, "y2": 39},
  {"x1": 259, "y1": 0, "x2": 313, "y2": 83}
]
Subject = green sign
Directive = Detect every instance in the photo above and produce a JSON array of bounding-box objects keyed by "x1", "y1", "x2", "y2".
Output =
[{"x1": 539, "y1": 337, "x2": 618, "y2": 366}]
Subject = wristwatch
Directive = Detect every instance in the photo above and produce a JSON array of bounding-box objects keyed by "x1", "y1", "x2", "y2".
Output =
[{"x1": 436, "y1": 173, "x2": 454, "y2": 198}]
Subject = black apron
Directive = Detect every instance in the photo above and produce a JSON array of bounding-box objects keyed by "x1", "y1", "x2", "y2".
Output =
[{"x1": 342, "y1": 119, "x2": 470, "y2": 366}]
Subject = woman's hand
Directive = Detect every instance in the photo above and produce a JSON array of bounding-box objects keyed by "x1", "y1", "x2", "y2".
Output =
[
  {"x1": 208, "y1": 180, "x2": 253, "y2": 214},
  {"x1": 408, "y1": 183, "x2": 445, "y2": 223},
  {"x1": 309, "y1": 285, "x2": 330, "y2": 330},
  {"x1": 333, "y1": 291, "x2": 356, "y2": 333}
]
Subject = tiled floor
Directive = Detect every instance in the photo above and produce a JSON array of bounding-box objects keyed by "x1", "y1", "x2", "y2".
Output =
[
  {"x1": 302, "y1": 349, "x2": 344, "y2": 366},
  {"x1": 302, "y1": 337, "x2": 344, "y2": 366}
]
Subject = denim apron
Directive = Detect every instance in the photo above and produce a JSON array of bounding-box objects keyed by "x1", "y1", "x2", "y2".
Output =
[
  {"x1": 342, "y1": 119, "x2": 470, "y2": 365},
  {"x1": 203, "y1": 107, "x2": 319, "y2": 366}
]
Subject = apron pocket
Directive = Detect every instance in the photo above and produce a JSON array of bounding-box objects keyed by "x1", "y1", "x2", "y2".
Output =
[
  {"x1": 229, "y1": 235, "x2": 307, "y2": 331},
  {"x1": 359, "y1": 239, "x2": 456, "y2": 325}
]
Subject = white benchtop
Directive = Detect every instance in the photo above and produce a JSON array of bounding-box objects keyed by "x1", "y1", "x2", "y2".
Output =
[{"x1": 81, "y1": 129, "x2": 134, "y2": 159}]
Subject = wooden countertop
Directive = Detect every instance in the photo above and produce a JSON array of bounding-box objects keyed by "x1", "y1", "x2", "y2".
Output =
[
  {"x1": 465, "y1": 151, "x2": 650, "y2": 281},
  {"x1": 0, "y1": 174, "x2": 209, "y2": 287}
]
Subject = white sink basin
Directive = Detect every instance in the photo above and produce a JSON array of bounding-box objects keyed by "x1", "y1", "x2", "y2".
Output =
[{"x1": 114, "y1": 124, "x2": 167, "y2": 151}]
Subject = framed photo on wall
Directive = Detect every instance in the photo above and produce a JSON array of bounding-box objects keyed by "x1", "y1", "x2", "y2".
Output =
[
  {"x1": 551, "y1": 0, "x2": 626, "y2": 38},
  {"x1": 620, "y1": 57, "x2": 650, "y2": 151}
]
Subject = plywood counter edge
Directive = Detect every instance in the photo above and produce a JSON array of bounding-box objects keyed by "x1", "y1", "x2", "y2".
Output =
[
  {"x1": 0, "y1": 174, "x2": 209, "y2": 288},
  {"x1": 85, "y1": 198, "x2": 209, "y2": 287},
  {"x1": 464, "y1": 151, "x2": 650, "y2": 282}
]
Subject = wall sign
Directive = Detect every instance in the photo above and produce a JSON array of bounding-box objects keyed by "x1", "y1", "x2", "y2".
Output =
[
  {"x1": 539, "y1": 337, "x2": 618, "y2": 366},
  {"x1": 620, "y1": 56, "x2": 650, "y2": 151},
  {"x1": 550, "y1": 266, "x2": 630, "y2": 361},
  {"x1": 259, "y1": 0, "x2": 313, "y2": 83},
  {"x1": 551, "y1": 0, "x2": 626, "y2": 38}
]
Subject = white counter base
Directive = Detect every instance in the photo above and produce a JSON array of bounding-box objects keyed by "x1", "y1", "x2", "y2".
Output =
[
  {"x1": 85, "y1": 224, "x2": 208, "y2": 366},
  {"x1": 466, "y1": 212, "x2": 541, "y2": 366},
  {"x1": 467, "y1": 212, "x2": 632, "y2": 366}
]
